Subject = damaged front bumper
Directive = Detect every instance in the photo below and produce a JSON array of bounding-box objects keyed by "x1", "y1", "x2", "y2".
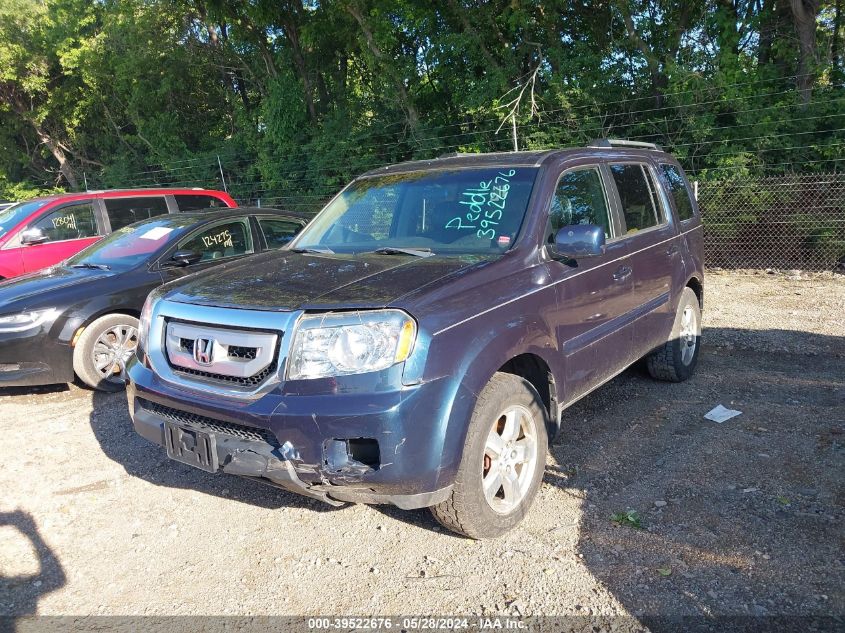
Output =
[{"x1": 126, "y1": 362, "x2": 458, "y2": 510}]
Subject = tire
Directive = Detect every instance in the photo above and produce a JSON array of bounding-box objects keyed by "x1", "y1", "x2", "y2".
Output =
[
  {"x1": 72, "y1": 313, "x2": 139, "y2": 392},
  {"x1": 646, "y1": 286, "x2": 701, "y2": 382},
  {"x1": 430, "y1": 372, "x2": 549, "y2": 539}
]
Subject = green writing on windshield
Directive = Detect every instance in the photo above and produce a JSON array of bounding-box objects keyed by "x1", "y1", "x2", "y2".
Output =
[{"x1": 444, "y1": 170, "x2": 517, "y2": 240}]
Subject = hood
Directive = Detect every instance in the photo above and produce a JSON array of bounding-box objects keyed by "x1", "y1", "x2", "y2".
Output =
[
  {"x1": 0, "y1": 266, "x2": 114, "y2": 312},
  {"x1": 163, "y1": 250, "x2": 496, "y2": 311}
]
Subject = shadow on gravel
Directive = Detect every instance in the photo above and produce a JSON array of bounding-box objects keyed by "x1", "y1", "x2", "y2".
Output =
[
  {"x1": 0, "y1": 509, "x2": 66, "y2": 625},
  {"x1": 546, "y1": 331, "x2": 843, "y2": 629},
  {"x1": 87, "y1": 389, "x2": 343, "y2": 514},
  {"x1": 0, "y1": 383, "x2": 69, "y2": 397}
]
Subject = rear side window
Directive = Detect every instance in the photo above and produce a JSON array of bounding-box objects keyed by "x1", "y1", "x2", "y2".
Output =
[
  {"x1": 258, "y1": 218, "x2": 303, "y2": 248},
  {"x1": 659, "y1": 164, "x2": 695, "y2": 221},
  {"x1": 105, "y1": 197, "x2": 169, "y2": 231},
  {"x1": 175, "y1": 195, "x2": 228, "y2": 211},
  {"x1": 177, "y1": 219, "x2": 253, "y2": 262},
  {"x1": 609, "y1": 164, "x2": 663, "y2": 233},
  {"x1": 549, "y1": 167, "x2": 613, "y2": 240},
  {"x1": 30, "y1": 203, "x2": 100, "y2": 242}
]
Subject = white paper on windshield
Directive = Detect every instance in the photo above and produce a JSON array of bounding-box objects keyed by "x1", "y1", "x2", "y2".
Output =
[{"x1": 139, "y1": 226, "x2": 174, "y2": 240}]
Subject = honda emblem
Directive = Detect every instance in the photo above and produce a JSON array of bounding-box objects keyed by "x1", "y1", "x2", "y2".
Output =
[{"x1": 193, "y1": 337, "x2": 214, "y2": 366}]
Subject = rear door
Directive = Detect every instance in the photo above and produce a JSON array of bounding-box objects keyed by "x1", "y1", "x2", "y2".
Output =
[
  {"x1": 20, "y1": 200, "x2": 104, "y2": 273},
  {"x1": 254, "y1": 215, "x2": 305, "y2": 249},
  {"x1": 546, "y1": 163, "x2": 635, "y2": 403},
  {"x1": 606, "y1": 161, "x2": 679, "y2": 361},
  {"x1": 173, "y1": 194, "x2": 233, "y2": 212},
  {"x1": 102, "y1": 196, "x2": 170, "y2": 232}
]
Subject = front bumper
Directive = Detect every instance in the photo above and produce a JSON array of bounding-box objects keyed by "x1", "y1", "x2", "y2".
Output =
[
  {"x1": 0, "y1": 317, "x2": 76, "y2": 387},
  {"x1": 127, "y1": 359, "x2": 462, "y2": 509}
]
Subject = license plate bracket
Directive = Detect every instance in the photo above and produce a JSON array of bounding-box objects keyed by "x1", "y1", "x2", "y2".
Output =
[{"x1": 164, "y1": 421, "x2": 218, "y2": 473}]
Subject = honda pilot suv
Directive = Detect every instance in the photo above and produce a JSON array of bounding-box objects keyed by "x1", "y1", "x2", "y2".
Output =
[{"x1": 127, "y1": 140, "x2": 703, "y2": 539}]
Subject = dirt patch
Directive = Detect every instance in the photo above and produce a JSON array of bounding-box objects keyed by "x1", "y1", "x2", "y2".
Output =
[{"x1": 0, "y1": 272, "x2": 842, "y2": 628}]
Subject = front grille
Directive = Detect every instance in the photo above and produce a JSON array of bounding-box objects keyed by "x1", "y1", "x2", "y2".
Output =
[
  {"x1": 179, "y1": 338, "x2": 194, "y2": 354},
  {"x1": 173, "y1": 361, "x2": 277, "y2": 387},
  {"x1": 140, "y1": 399, "x2": 278, "y2": 445},
  {"x1": 228, "y1": 345, "x2": 258, "y2": 360}
]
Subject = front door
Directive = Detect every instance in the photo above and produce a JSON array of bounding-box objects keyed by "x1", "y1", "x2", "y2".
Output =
[
  {"x1": 20, "y1": 201, "x2": 103, "y2": 273},
  {"x1": 546, "y1": 164, "x2": 635, "y2": 404}
]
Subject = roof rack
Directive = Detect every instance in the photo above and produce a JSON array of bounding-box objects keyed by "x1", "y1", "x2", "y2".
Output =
[{"x1": 589, "y1": 138, "x2": 662, "y2": 151}]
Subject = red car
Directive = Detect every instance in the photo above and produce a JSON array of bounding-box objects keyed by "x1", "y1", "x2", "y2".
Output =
[{"x1": 0, "y1": 188, "x2": 236, "y2": 279}]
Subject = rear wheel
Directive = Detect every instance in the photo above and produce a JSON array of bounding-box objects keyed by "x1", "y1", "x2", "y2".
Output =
[
  {"x1": 73, "y1": 313, "x2": 139, "y2": 392},
  {"x1": 430, "y1": 372, "x2": 548, "y2": 539},
  {"x1": 646, "y1": 286, "x2": 701, "y2": 382}
]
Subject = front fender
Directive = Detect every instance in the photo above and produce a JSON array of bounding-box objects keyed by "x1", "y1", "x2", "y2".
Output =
[{"x1": 419, "y1": 311, "x2": 560, "y2": 489}]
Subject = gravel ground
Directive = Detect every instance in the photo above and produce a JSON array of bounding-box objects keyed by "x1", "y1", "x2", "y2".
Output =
[{"x1": 0, "y1": 271, "x2": 842, "y2": 630}]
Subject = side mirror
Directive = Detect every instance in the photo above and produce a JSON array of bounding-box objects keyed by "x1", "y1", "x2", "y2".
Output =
[
  {"x1": 549, "y1": 224, "x2": 606, "y2": 260},
  {"x1": 20, "y1": 228, "x2": 49, "y2": 245},
  {"x1": 169, "y1": 250, "x2": 203, "y2": 266}
]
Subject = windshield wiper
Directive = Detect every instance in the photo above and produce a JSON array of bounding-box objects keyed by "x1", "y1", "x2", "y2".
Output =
[
  {"x1": 371, "y1": 247, "x2": 434, "y2": 258},
  {"x1": 290, "y1": 246, "x2": 335, "y2": 254},
  {"x1": 70, "y1": 262, "x2": 110, "y2": 270}
]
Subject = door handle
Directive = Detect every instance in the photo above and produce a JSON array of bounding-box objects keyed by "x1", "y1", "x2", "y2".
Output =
[
  {"x1": 613, "y1": 265, "x2": 632, "y2": 282},
  {"x1": 666, "y1": 245, "x2": 680, "y2": 256}
]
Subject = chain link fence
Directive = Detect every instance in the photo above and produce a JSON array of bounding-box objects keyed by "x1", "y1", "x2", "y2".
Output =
[{"x1": 697, "y1": 172, "x2": 845, "y2": 271}]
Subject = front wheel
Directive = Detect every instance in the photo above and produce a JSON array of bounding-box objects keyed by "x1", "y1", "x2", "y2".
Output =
[
  {"x1": 430, "y1": 372, "x2": 548, "y2": 539},
  {"x1": 72, "y1": 313, "x2": 139, "y2": 392}
]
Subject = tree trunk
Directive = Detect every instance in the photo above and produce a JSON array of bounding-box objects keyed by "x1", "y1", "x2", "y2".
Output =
[
  {"x1": 345, "y1": 2, "x2": 419, "y2": 129},
  {"x1": 833, "y1": 0, "x2": 843, "y2": 71},
  {"x1": 790, "y1": 0, "x2": 820, "y2": 104},
  {"x1": 283, "y1": 18, "x2": 318, "y2": 123},
  {"x1": 34, "y1": 125, "x2": 78, "y2": 189}
]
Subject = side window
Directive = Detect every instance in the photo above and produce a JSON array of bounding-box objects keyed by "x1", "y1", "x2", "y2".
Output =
[
  {"x1": 105, "y1": 197, "x2": 169, "y2": 231},
  {"x1": 659, "y1": 164, "x2": 696, "y2": 221},
  {"x1": 30, "y1": 203, "x2": 99, "y2": 242},
  {"x1": 609, "y1": 164, "x2": 663, "y2": 233},
  {"x1": 258, "y1": 218, "x2": 303, "y2": 248},
  {"x1": 176, "y1": 219, "x2": 253, "y2": 262},
  {"x1": 549, "y1": 167, "x2": 613, "y2": 240},
  {"x1": 175, "y1": 195, "x2": 228, "y2": 211}
]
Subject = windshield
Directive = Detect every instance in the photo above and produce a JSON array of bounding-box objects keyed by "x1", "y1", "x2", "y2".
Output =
[
  {"x1": 291, "y1": 167, "x2": 539, "y2": 255},
  {"x1": 66, "y1": 219, "x2": 186, "y2": 271},
  {"x1": 0, "y1": 200, "x2": 48, "y2": 240}
]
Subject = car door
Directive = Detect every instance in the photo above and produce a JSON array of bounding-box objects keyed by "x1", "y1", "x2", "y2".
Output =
[
  {"x1": 102, "y1": 196, "x2": 170, "y2": 232},
  {"x1": 546, "y1": 163, "x2": 636, "y2": 404},
  {"x1": 254, "y1": 215, "x2": 306, "y2": 249},
  {"x1": 20, "y1": 201, "x2": 104, "y2": 273},
  {"x1": 158, "y1": 216, "x2": 257, "y2": 283},
  {"x1": 606, "y1": 161, "x2": 679, "y2": 362}
]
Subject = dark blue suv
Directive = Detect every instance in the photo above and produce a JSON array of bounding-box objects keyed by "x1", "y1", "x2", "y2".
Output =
[{"x1": 127, "y1": 140, "x2": 703, "y2": 538}]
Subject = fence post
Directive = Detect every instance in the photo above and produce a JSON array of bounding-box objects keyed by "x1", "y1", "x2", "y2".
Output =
[{"x1": 693, "y1": 180, "x2": 699, "y2": 200}]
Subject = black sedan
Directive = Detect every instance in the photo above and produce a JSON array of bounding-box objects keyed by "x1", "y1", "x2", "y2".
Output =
[{"x1": 0, "y1": 208, "x2": 307, "y2": 391}]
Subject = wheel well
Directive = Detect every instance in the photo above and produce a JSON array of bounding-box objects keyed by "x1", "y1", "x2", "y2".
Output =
[
  {"x1": 686, "y1": 276, "x2": 703, "y2": 310},
  {"x1": 86, "y1": 308, "x2": 141, "y2": 325},
  {"x1": 497, "y1": 353, "x2": 557, "y2": 422}
]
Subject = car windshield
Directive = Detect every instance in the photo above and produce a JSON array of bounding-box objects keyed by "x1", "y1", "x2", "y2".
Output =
[
  {"x1": 291, "y1": 167, "x2": 539, "y2": 255},
  {"x1": 66, "y1": 219, "x2": 187, "y2": 271},
  {"x1": 0, "y1": 200, "x2": 48, "y2": 239}
]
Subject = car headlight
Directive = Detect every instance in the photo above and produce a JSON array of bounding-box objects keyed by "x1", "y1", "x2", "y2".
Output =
[
  {"x1": 137, "y1": 291, "x2": 158, "y2": 363},
  {"x1": 287, "y1": 310, "x2": 417, "y2": 380},
  {"x1": 0, "y1": 308, "x2": 58, "y2": 332}
]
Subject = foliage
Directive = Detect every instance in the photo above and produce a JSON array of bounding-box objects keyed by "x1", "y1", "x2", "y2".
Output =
[{"x1": 0, "y1": 0, "x2": 843, "y2": 205}]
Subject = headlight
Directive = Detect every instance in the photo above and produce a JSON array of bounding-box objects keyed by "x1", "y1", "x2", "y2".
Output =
[
  {"x1": 287, "y1": 310, "x2": 417, "y2": 380},
  {"x1": 137, "y1": 292, "x2": 156, "y2": 362},
  {"x1": 0, "y1": 308, "x2": 57, "y2": 332}
]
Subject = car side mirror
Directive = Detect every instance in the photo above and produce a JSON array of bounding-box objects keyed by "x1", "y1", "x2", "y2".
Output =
[
  {"x1": 20, "y1": 228, "x2": 49, "y2": 245},
  {"x1": 169, "y1": 250, "x2": 203, "y2": 266},
  {"x1": 549, "y1": 224, "x2": 606, "y2": 261}
]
